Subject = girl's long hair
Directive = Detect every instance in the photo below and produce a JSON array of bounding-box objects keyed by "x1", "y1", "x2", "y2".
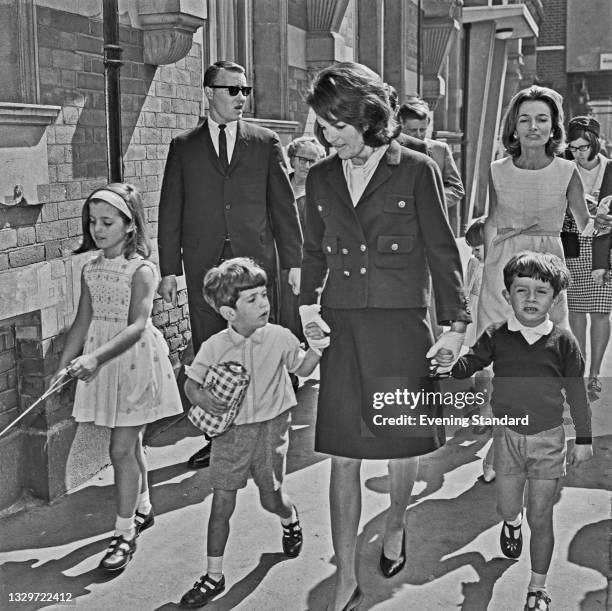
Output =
[{"x1": 75, "y1": 182, "x2": 151, "y2": 258}]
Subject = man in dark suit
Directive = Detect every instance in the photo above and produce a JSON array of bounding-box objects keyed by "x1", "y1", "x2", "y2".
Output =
[{"x1": 158, "y1": 60, "x2": 303, "y2": 468}]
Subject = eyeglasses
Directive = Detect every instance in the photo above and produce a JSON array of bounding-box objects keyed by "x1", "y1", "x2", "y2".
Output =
[
  {"x1": 295, "y1": 156, "x2": 318, "y2": 165},
  {"x1": 208, "y1": 85, "x2": 252, "y2": 97},
  {"x1": 567, "y1": 144, "x2": 591, "y2": 153}
]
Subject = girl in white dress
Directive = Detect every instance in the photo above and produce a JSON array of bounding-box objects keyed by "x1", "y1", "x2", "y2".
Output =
[{"x1": 51, "y1": 183, "x2": 183, "y2": 571}]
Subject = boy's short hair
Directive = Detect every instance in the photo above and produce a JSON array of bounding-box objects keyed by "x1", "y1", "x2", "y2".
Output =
[
  {"x1": 503, "y1": 251, "x2": 570, "y2": 297},
  {"x1": 203, "y1": 257, "x2": 267, "y2": 312},
  {"x1": 465, "y1": 217, "x2": 486, "y2": 248}
]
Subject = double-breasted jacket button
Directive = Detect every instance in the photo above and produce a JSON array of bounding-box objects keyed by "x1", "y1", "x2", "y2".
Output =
[
  {"x1": 391, "y1": 243, "x2": 399, "y2": 251},
  {"x1": 343, "y1": 270, "x2": 351, "y2": 277},
  {"x1": 317, "y1": 205, "x2": 323, "y2": 212},
  {"x1": 360, "y1": 244, "x2": 367, "y2": 252},
  {"x1": 360, "y1": 267, "x2": 367, "y2": 275},
  {"x1": 225, "y1": 203, "x2": 231, "y2": 210},
  {"x1": 341, "y1": 248, "x2": 349, "y2": 255},
  {"x1": 326, "y1": 245, "x2": 333, "y2": 253},
  {"x1": 398, "y1": 200, "x2": 406, "y2": 208}
]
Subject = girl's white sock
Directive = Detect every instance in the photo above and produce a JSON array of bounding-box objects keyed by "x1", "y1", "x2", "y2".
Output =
[
  {"x1": 137, "y1": 489, "x2": 152, "y2": 515},
  {"x1": 114, "y1": 515, "x2": 135, "y2": 541},
  {"x1": 207, "y1": 555, "x2": 224, "y2": 581},
  {"x1": 528, "y1": 571, "x2": 547, "y2": 593}
]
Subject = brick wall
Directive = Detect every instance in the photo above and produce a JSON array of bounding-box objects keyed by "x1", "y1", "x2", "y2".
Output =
[
  {"x1": 9, "y1": 5, "x2": 201, "y2": 366},
  {"x1": 0, "y1": 326, "x2": 18, "y2": 436},
  {"x1": 538, "y1": 0, "x2": 566, "y2": 47}
]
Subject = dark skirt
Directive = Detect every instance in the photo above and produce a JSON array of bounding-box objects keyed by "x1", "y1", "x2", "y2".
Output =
[{"x1": 315, "y1": 308, "x2": 446, "y2": 459}]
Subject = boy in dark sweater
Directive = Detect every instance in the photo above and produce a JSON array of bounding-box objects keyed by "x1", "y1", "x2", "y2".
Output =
[{"x1": 451, "y1": 252, "x2": 592, "y2": 611}]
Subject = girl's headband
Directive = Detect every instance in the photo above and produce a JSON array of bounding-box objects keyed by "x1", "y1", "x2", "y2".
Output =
[{"x1": 89, "y1": 189, "x2": 133, "y2": 220}]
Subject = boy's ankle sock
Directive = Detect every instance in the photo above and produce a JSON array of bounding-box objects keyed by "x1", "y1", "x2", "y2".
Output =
[
  {"x1": 114, "y1": 515, "x2": 136, "y2": 541},
  {"x1": 137, "y1": 490, "x2": 152, "y2": 515},
  {"x1": 280, "y1": 505, "x2": 297, "y2": 526},
  {"x1": 207, "y1": 556, "x2": 224, "y2": 581},
  {"x1": 528, "y1": 571, "x2": 547, "y2": 593}
]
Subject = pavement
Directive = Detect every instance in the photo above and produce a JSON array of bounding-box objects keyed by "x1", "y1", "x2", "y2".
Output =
[{"x1": 0, "y1": 356, "x2": 611, "y2": 611}]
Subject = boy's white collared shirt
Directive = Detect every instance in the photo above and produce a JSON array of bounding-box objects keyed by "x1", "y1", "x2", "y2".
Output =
[
  {"x1": 507, "y1": 313, "x2": 553, "y2": 345},
  {"x1": 185, "y1": 323, "x2": 305, "y2": 424}
]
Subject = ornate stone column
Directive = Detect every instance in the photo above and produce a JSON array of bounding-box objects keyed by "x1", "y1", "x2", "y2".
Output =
[
  {"x1": 138, "y1": 0, "x2": 206, "y2": 65},
  {"x1": 421, "y1": 0, "x2": 463, "y2": 109},
  {"x1": 306, "y1": 0, "x2": 350, "y2": 72}
]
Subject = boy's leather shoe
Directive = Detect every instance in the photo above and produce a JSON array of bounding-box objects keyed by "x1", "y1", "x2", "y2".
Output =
[
  {"x1": 180, "y1": 574, "x2": 225, "y2": 608},
  {"x1": 188, "y1": 444, "x2": 211, "y2": 469},
  {"x1": 134, "y1": 508, "x2": 155, "y2": 536}
]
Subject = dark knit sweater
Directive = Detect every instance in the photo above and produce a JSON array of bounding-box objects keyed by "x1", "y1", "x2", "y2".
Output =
[{"x1": 452, "y1": 323, "x2": 592, "y2": 443}]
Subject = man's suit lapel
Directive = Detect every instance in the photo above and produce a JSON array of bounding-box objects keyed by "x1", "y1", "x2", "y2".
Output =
[{"x1": 229, "y1": 121, "x2": 249, "y2": 173}]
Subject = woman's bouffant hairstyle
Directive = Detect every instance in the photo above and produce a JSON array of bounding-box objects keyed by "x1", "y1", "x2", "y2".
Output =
[
  {"x1": 566, "y1": 119, "x2": 601, "y2": 162},
  {"x1": 75, "y1": 183, "x2": 151, "y2": 258},
  {"x1": 307, "y1": 62, "x2": 396, "y2": 149},
  {"x1": 286, "y1": 136, "x2": 326, "y2": 161},
  {"x1": 465, "y1": 217, "x2": 486, "y2": 248},
  {"x1": 203, "y1": 257, "x2": 267, "y2": 312},
  {"x1": 501, "y1": 86, "x2": 566, "y2": 157}
]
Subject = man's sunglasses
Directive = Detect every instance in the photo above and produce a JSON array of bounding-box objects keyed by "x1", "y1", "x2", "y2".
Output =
[{"x1": 208, "y1": 85, "x2": 252, "y2": 97}]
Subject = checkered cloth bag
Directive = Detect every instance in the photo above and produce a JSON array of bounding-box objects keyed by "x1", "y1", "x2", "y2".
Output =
[{"x1": 187, "y1": 361, "x2": 250, "y2": 437}]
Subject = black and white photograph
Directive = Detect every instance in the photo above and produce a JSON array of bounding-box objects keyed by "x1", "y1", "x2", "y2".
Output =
[{"x1": 0, "y1": 1, "x2": 610, "y2": 609}]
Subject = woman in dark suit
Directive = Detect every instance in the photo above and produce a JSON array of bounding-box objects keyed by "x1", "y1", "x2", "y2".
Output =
[{"x1": 300, "y1": 62, "x2": 470, "y2": 611}]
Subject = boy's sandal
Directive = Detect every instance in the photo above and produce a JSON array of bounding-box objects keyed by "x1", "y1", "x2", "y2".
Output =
[
  {"x1": 134, "y1": 508, "x2": 155, "y2": 536},
  {"x1": 180, "y1": 574, "x2": 225, "y2": 608},
  {"x1": 524, "y1": 590, "x2": 551, "y2": 610},
  {"x1": 98, "y1": 535, "x2": 136, "y2": 571},
  {"x1": 500, "y1": 520, "x2": 522, "y2": 559},
  {"x1": 282, "y1": 505, "x2": 303, "y2": 558}
]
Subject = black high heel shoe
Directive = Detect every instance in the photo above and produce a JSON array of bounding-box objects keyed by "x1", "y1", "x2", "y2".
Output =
[{"x1": 379, "y1": 531, "x2": 406, "y2": 578}]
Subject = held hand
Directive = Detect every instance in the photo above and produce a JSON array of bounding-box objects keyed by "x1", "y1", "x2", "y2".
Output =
[
  {"x1": 68, "y1": 354, "x2": 99, "y2": 381},
  {"x1": 304, "y1": 321, "x2": 330, "y2": 354},
  {"x1": 299, "y1": 305, "x2": 330, "y2": 355},
  {"x1": 593, "y1": 212, "x2": 612, "y2": 235},
  {"x1": 159, "y1": 275, "x2": 177, "y2": 306},
  {"x1": 425, "y1": 330, "x2": 465, "y2": 366},
  {"x1": 592, "y1": 269, "x2": 608, "y2": 286},
  {"x1": 567, "y1": 444, "x2": 593, "y2": 468},
  {"x1": 195, "y1": 386, "x2": 228, "y2": 417},
  {"x1": 288, "y1": 268, "x2": 301, "y2": 296}
]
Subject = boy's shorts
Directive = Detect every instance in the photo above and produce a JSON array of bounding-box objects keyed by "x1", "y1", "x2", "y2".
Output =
[
  {"x1": 493, "y1": 424, "x2": 566, "y2": 479},
  {"x1": 210, "y1": 409, "x2": 291, "y2": 491}
]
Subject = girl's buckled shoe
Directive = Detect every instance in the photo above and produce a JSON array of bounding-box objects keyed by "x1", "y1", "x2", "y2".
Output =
[{"x1": 99, "y1": 535, "x2": 136, "y2": 571}]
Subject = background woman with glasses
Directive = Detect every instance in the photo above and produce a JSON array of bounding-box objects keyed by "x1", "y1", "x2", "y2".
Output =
[{"x1": 563, "y1": 116, "x2": 612, "y2": 399}]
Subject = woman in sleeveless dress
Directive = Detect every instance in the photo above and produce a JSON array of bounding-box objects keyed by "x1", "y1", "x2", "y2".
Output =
[{"x1": 478, "y1": 86, "x2": 592, "y2": 337}]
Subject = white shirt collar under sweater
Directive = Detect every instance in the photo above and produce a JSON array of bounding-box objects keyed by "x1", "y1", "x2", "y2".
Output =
[
  {"x1": 342, "y1": 145, "x2": 388, "y2": 205},
  {"x1": 507, "y1": 313, "x2": 553, "y2": 344},
  {"x1": 208, "y1": 117, "x2": 238, "y2": 160}
]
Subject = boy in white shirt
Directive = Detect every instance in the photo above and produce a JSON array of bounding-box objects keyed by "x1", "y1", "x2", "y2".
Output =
[{"x1": 179, "y1": 257, "x2": 326, "y2": 608}]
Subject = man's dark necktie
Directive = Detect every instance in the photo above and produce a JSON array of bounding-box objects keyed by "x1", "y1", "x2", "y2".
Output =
[{"x1": 218, "y1": 124, "x2": 229, "y2": 170}]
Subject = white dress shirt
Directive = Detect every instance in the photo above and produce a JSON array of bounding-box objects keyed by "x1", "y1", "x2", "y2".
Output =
[{"x1": 208, "y1": 117, "x2": 238, "y2": 162}]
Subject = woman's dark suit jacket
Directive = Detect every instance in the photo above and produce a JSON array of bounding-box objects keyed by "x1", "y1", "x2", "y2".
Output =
[{"x1": 299, "y1": 140, "x2": 470, "y2": 325}]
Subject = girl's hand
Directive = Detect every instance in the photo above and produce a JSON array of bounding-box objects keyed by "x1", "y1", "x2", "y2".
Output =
[
  {"x1": 68, "y1": 354, "x2": 99, "y2": 381},
  {"x1": 303, "y1": 321, "x2": 330, "y2": 353},
  {"x1": 194, "y1": 386, "x2": 228, "y2": 417},
  {"x1": 592, "y1": 269, "x2": 608, "y2": 286}
]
